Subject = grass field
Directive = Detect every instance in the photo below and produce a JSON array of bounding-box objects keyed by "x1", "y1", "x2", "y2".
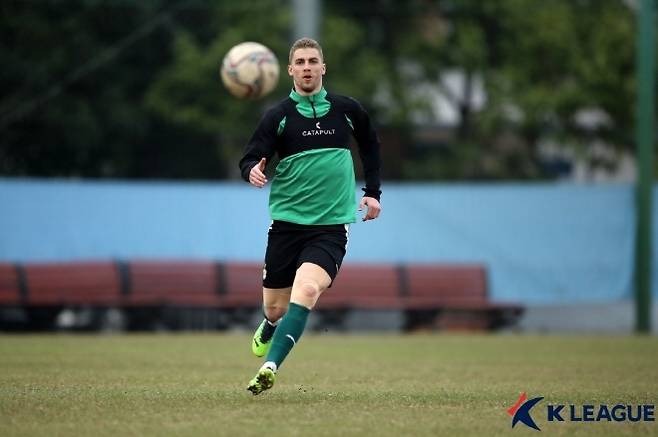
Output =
[{"x1": 0, "y1": 333, "x2": 657, "y2": 436}]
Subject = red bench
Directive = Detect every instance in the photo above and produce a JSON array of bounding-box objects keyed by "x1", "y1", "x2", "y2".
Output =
[
  {"x1": 403, "y1": 264, "x2": 524, "y2": 330},
  {"x1": 0, "y1": 260, "x2": 523, "y2": 331},
  {"x1": 315, "y1": 263, "x2": 522, "y2": 331},
  {"x1": 126, "y1": 260, "x2": 222, "y2": 307},
  {"x1": 320, "y1": 264, "x2": 402, "y2": 309},
  {"x1": 313, "y1": 263, "x2": 403, "y2": 330},
  {"x1": 23, "y1": 261, "x2": 122, "y2": 306},
  {"x1": 0, "y1": 263, "x2": 20, "y2": 305},
  {"x1": 222, "y1": 262, "x2": 264, "y2": 308}
]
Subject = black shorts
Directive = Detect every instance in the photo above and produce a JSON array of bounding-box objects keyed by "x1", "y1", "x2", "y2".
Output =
[{"x1": 262, "y1": 220, "x2": 349, "y2": 289}]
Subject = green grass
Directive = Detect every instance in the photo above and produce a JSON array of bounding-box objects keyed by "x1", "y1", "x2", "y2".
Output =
[{"x1": 0, "y1": 333, "x2": 657, "y2": 436}]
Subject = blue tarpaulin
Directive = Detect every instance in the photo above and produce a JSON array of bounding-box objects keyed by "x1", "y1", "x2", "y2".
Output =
[{"x1": 0, "y1": 178, "x2": 651, "y2": 305}]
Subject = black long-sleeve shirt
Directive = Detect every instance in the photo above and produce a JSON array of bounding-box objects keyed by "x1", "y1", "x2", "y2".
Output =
[{"x1": 239, "y1": 87, "x2": 381, "y2": 225}]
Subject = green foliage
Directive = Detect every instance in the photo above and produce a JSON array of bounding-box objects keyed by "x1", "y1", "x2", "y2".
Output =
[
  {"x1": 321, "y1": 15, "x2": 387, "y2": 106},
  {"x1": 414, "y1": 0, "x2": 638, "y2": 180},
  {"x1": 0, "y1": 0, "x2": 648, "y2": 180},
  {"x1": 144, "y1": 1, "x2": 291, "y2": 176},
  {"x1": 0, "y1": 0, "x2": 194, "y2": 177}
]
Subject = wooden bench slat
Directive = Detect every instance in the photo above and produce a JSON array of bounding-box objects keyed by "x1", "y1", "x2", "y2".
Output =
[
  {"x1": 222, "y1": 262, "x2": 264, "y2": 307},
  {"x1": 126, "y1": 260, "x2": 221, "y2": 307},
  {"x1": 405, "y1": 264, "x2": 487, "y2": 299},
  {"x1": 0, "y1": 263, "x2": 20, "y2": 304},
  {"x1": 24, "y1": 261, "x2": 122, "y2": 305},
  {"x1": 319, "y1": 264, "x2": 401, "y2": 309}
]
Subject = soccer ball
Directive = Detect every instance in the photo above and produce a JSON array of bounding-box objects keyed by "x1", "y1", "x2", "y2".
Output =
[{"x1": 220, "y1": 42, "x2": 280, "y2": 99}]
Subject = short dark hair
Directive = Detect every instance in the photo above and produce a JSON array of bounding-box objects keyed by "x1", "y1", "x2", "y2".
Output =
[{"x1": 289, "y1": 37, "x2": 324, "y2": 64}]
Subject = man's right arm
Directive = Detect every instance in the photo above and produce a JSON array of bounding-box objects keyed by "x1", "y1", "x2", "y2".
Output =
[{"x1": 238, "y1": 109, "x2": 280, "y2": 182}]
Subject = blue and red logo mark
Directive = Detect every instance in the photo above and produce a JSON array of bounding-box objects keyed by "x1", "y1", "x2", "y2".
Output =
[
  {"x1": 507, "y1": 392, "x2": 655, "y2": 430},
  {"x1": 507, "y1": 392, "x2": 544, "y2": 431}
]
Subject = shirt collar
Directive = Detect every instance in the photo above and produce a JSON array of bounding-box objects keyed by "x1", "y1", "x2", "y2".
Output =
[{"x1": 289, "y1": 87, "x2": 327, "y2": 103}]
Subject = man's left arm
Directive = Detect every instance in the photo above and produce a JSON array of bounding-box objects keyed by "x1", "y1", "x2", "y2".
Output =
[{"x1": 348, "y1": 98, "x2": 382, "y2": 221}]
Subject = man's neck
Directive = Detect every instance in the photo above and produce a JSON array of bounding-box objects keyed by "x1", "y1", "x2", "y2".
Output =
[{"x1": 294, "y1": 84, "x2": 323, "y2": 96}]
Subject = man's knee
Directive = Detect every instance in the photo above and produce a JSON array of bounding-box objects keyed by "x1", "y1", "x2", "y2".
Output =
[
  {"x1": 291, "y1": 279, "x2": 324, "y2": 308},
  {"x1": 263, "y1": 303, "x2": 287, "y2": 321},
  {"x1": 291, "y1": 263, "x2": 331, "y2": 307},
  {"x1": 300, "y1": 280, "x2": 321, "y2": 300}
]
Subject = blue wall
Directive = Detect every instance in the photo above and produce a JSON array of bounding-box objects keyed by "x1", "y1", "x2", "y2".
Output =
[{"x1": 0, "y1": 178, "x2": 651, "y2": 305}]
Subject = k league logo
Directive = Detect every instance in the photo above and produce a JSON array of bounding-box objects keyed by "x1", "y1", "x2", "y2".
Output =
[{"x1": 507, "y1": 392, "x2": 656, "y2": 431}]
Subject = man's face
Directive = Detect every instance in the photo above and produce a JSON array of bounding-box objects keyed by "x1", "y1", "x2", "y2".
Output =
[{"x1": 288, "y1": 48, "x2": 325, "y2": 95}]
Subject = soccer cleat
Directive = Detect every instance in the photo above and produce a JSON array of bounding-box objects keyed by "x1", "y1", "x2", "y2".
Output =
[
  {"x1": 246, "y1": 367, "x2": 276, "y2": 395},
  {"x1": 252, "y1": 319, "x2": 274, "y2": 357}
]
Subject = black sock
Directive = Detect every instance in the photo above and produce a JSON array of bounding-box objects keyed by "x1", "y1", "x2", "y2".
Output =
[{"x1": 260, "y1": 317, "x2": 278, "y2": 343}]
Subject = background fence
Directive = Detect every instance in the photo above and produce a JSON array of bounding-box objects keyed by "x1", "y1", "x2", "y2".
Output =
[{"x1": 1, "y1": 178, "x2": 653, "y2": 306}]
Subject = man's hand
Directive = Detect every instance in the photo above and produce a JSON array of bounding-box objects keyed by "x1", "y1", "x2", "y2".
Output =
[
  {"x1": 359, "y1": 196, "x2": 381, "y2": 222},
  {"x1": 249, "y1": 158, "x2": 268, "y2": 188}
]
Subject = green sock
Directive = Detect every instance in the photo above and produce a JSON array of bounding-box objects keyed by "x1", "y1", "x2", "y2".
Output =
[{"x1": 265, "y1": 302, "x2": 310, "y2": 368}]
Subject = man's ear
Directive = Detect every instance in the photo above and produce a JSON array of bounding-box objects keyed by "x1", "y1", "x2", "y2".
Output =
[
  {"x1": 322, "y1": 63, "x2": 326, "y2": 75},
  {"x1": 288, "y1": 65, "x2": 293, "y2": 76}
]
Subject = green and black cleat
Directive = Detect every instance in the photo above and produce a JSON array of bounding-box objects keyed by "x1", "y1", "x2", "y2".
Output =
[
  {"x1": 251, "y1": 319, "x2": 274, "y2": 357},
  {"x1": 247, "y1": 367, "x2": 276, "y2": 395}
]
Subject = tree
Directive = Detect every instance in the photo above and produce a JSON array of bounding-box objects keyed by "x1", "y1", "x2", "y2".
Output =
[
  {"x1": 144, "y1": 0, "x2": 291, "y2": 179},
  {"x1": 0, "y1": 0, "x2": 646, "y2": 181},
  {"x1": 407, "y1": 0, "x2": 638, "y2": 179},
  {"x1": 0, "y1": 1, "x2": 180, "y2": 177},
  {"x1": 326, "y1": 0, "x2": 640, "y2": 180}
]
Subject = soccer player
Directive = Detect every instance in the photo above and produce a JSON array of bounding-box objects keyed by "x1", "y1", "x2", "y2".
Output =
[{"x1": 239, "y1": 37, "x2": 382, "y2": 395}]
